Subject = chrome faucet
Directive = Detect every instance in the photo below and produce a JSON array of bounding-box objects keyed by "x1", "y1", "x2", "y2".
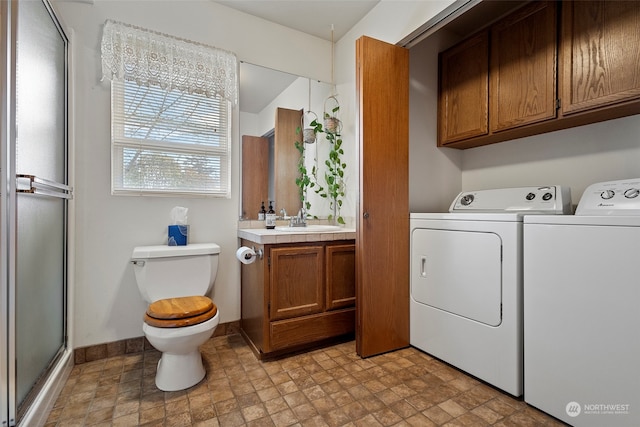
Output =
[
  {"x1": 289, "y1": 208, "x2": 307, "y2": 227},
  {"x1": 279, "y1": 208, "x2": 288, "y2": 219}
]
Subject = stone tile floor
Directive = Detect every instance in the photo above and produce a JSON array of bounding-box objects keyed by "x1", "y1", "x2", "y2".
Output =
[{"x1": 44, "y1": 335, "x2": 565, "y2": 426}]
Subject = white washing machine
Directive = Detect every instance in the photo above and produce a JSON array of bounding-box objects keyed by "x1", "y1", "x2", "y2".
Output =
[
  {"x1": 410, "y1": 186, "x2": 571, "y2": 397},
  {"x1": 524, "y1": 178, "x2": 640, "y2": 426}
]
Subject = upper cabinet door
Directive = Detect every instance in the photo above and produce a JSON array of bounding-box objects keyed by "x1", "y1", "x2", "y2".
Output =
[
  {"x1": 490, "y1": 0, "x2": 558, "y2": 132},
  {"x1": 356, "y1": 36, "x2": 409, "y2": 358},
  {"x1": 561, "y1": 1, "x2": 640, "y2": 115},
  {"x1": 438, "y1": 31, "x2": 489, "y2": 144}
]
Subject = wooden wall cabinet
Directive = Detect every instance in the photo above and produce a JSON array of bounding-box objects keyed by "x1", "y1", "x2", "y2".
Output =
[
  {"x1": 438, "y1": 31, "x2": 489, "y2": 145},
  {"x1": 438, "y1": 1, "x2": 557, "y2": 148},
  {"x1": 561, "y1": 1, "x2": 640, "y2": 115},
  {"x1": 438, "y1": 0, "x2": 640, "y2": 149},
  {"x1": 490, "y1": 1, "x2": 557, "y2": 132},
  {"x1": 240, "y1": 239, "x2": 355, "y2": 358}
]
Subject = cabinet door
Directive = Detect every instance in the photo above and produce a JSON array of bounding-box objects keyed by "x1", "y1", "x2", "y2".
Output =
[
  {"x1": 561, "y1": 1, "x2": 640, "y2": 115},
  {"x1": 490, "y1": 0, "x2": 557, "y2": 132},
  {"x1": 438, "y1": 31, "x2": 489, "y2": 145},
  {"x1": 326, "y1": 244, "x2": 355, "y2": 311},
  {"x1": 270, "y1": 245, "x2": 324, "y2": 321},
  {"x1": 356, "y1": 36, "x2": 409, "y2": 357}
]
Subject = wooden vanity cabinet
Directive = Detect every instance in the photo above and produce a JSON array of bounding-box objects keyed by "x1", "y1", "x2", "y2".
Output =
[{"x1": 240, "y1": 239, "x2": 355, "y2": 359}]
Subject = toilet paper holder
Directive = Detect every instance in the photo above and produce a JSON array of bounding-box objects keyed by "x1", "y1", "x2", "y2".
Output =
[{"x1": 246, "y1": 246, "x2": 263, "y2": 260}]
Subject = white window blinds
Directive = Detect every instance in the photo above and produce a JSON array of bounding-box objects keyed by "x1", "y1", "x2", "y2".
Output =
[
  {"x1": 101, "y1": 20, "x2": 236, "y2": 197},
  {"x1": 111, "y1": 81, "x2": 231, "y2": 196}
]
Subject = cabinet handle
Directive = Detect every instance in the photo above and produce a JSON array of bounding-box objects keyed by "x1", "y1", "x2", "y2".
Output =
[{"x1": 363, "y1": 212, "x2": 370, "y2": 219}]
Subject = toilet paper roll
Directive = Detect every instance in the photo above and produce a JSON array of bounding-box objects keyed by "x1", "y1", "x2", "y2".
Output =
[{"x1": 236, "y1": 246, "x2": 256, "y2": 264}]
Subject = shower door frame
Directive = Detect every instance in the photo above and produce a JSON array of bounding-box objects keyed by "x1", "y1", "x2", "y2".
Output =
[{"x1": 1, "y1": 1, "x2": 73, "y2": 425}]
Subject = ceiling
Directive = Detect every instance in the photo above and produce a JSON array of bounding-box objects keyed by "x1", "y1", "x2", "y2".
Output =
[
  {"x1": 214, "y1": 0, "x2": 380, "y2": 41},
  {"x1": 226, "y1": 1, "x2": 380, "y2": 114}
]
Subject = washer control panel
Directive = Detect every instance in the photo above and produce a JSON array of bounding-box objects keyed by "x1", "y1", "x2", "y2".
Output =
[
  {"x1": 576, "y1": 178, "x2": 640, "y2": 215},
  {"x1": 450, "y1": 186, "x2": 572, "y2": 214}
]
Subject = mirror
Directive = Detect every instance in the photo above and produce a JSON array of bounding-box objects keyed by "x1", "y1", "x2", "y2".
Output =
[{"x1": 239, "y1": 62, "x2": 335, "y2": 220}]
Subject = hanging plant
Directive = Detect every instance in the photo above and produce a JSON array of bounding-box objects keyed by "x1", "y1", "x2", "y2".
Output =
[
  {"x1": 302, "y1": 111, "x2": 319, "y2": 145},
  {"x1": 295, "y1": 114, "x2": 322, "y2": 211},
  {"x1": 294, "y1": 96, "x2": 347, "y2": 225}
]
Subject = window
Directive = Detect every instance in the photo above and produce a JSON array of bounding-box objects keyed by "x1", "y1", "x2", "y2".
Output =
[
  {"x1": 100, "y1": 19, "x2": 237, "y2": 197},
  {"x1": 111, "y1": 81, "x2": 231, "y2": 197}
]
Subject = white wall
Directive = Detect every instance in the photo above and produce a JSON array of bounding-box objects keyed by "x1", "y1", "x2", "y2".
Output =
[
  {"x1": 52, "y1": 0, "x2": 333, "y2": 348},
  {"x1": 461, "y1": 115, "x2": 640, "y2": 206}
]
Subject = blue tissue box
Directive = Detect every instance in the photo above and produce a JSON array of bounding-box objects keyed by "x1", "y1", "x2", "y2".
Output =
[{"x1": 168, "y1": 225, "x2": 188, "y2": 246}]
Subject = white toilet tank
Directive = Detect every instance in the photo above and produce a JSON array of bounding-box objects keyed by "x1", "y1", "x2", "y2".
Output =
[{"x1": 131, "y1": 243, "x2": 220, "y2": 303}]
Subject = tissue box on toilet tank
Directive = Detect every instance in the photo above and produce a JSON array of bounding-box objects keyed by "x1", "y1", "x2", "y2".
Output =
[{"x1": 168, "y1": 225, "x2": 189, "y2": 246}]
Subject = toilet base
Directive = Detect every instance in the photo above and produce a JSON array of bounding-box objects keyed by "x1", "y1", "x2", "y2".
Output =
[{"x1": 155, "y1": 350, "x2": 206, "y2": 391}]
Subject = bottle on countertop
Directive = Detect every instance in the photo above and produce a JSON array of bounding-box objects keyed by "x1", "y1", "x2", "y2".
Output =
[
  {"x1": 265, "y1": 201, "x2": 276, "y2": 229},
  {"x1": 258, "y1": 201, "x2": 266, "y2": 221}
]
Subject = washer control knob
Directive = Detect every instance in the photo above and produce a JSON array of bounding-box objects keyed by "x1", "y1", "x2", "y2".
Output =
[
  {"x1": 624, "y1": 188, "x2": 640, "y2": 199},
  {"x1": 542, "y1": 192, "x2": 553, "y2": 201},
  {"x1": 601, "y1": 190, "x2": 615, "y2": 200},
  {"x1": 526, "y1": 192, "x2": 536, "y2": 201},
  {"x1": 460, "y1": 194, "x2": 474, "y2": 206}
]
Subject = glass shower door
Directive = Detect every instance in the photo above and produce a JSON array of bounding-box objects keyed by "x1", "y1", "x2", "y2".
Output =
[{"x1": 13, "y1": 0, "x2": 69, "y2": 419}]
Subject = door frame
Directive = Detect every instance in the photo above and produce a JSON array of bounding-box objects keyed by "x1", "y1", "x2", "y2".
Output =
[{"x1": 1, "y1": 1, "x2": 75, "y2": 425}]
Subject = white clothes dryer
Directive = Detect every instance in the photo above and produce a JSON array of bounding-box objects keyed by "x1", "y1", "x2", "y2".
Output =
[
  {"x1": 524, "y1": 178, "x2": 640, "y2": 426},
  {"x1": 410, "y1": 186, "x2": 571, "y2": 397}
]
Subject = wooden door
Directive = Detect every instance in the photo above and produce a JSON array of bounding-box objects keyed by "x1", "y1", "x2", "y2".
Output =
[
  {"x1": 490, "y1": 0, "x2": 557, "y2": 132},
  {"x1": 356, "y1": 36, "x2": 409, "y2": 357},
  {"x1": 326, "y1": 243, "x2": 356, "y2": 311},
  {"x1": 269, "y1": 245, "x2": 324, "y2": 321},
  {"x1": 241, "y1": 135, "x2": 268, "y2": 219},
  {"x1": 561, "y1": 1, "x2": 640, "y2": 115},
  {"x1": 274, "y1": 107, "x2": 303, "y2": 217},
  {"x1": 438, "y1": 30, "x2": 489, "y2": 145}
]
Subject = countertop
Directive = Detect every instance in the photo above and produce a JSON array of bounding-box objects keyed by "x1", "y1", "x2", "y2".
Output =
[{"x1": 238, "y1": 227, "x2": 356, "y2": 245}]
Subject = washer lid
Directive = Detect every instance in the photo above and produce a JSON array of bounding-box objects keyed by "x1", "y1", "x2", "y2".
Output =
[{"x1": 132, "y1": 242, "x2": 220, "y2": 259}]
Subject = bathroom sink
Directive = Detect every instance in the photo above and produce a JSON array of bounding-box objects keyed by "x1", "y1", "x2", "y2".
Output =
[{"x1": 274, "y1": 225, "x2": 343, "y2": 232}]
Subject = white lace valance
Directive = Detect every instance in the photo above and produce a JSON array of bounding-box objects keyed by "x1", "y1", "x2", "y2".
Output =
[{"x1": 101, "y1": 20, "x2": 237, "y2": 104}]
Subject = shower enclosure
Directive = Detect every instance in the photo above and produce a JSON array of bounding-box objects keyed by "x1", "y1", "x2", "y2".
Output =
[{"x1": 1, "y1": 0, "x2": 72, "y2": 425}]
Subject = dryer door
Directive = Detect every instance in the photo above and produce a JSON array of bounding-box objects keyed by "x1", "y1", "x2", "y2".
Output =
[{"x1": 411, "y1": 228, "x2": 502, "y2": 326}]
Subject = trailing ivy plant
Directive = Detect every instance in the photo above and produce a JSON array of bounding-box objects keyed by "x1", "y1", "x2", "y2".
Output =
[{"x1": 294, "y1": 102, "x2": 346, "y2": 225}]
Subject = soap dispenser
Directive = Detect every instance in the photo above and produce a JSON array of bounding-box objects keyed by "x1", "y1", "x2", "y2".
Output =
[
  {"x1": 265, "y1": 201, "x2": 276, "y2": 229},
  {"x1": 258, "y1": 201, "x2": 266, "y2": 221}
]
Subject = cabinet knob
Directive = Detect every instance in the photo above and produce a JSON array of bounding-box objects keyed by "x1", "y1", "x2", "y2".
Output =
[{"x1": 363, "y1": 212, "x2": 370, "y2": 219}]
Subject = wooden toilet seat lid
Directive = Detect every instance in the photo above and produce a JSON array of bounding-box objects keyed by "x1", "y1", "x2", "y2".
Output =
[{"x1": 144, "y1": 296, "x2": 217, "y2": 328}]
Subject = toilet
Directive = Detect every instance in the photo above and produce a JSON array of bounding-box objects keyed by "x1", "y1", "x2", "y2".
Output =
[{"x1": 131, "y1": 243, "x2": 221, "y2": 391}]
